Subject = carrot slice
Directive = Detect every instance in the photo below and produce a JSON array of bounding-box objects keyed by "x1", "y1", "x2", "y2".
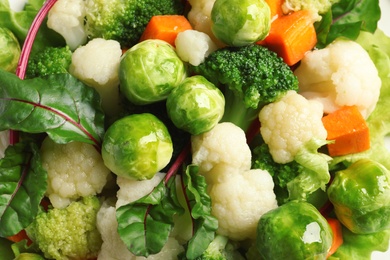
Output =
[
  {"x1": 326, "y1": 218, "x2": 343, "y2": 257},
  {"x1": 7, "y1": 229, "x2": 32, "y2": 245},
  {"x1": 264, "y1": 0, "x2": 285, "y2": 20},
  {"x1": 264, "y1": 9, "x2": 317, "y2": 66},
  {"x1": 322, "y1": 106, "x2": 370, "y2": 157},
  {"x1": 139, "y1": 15, "x2": 193, "y2": 46}
]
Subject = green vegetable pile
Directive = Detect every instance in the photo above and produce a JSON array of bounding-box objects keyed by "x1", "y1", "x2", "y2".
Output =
[{"x1": 0, "y1": 0, "x2": 389, "y2": 259}]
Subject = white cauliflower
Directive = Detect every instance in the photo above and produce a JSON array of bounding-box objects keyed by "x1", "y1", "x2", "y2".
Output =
[
  {"x1": 41, "y1": 136, "x2": 111, "y2": 208},
  {"x1": 0, "y1": 130, "x2": 9, "y2": 159},
  {"x1": 175, "y1": 30, "x2": 218, "y2": 66},
  {"x1": 47, "y1": 0, "x2": 88, "y2": 50},
  {"x1": 191, "y1": 122, "x2": 252, "y2": 184},
  {"x1": 70, "y1": 38, "x2": 123, "y2": 117},
  {"x1": 191, "y1": 122, "x2": 277, "y2": 241},
  {"x1": 8, "y1": 0, "x2": 27, "y2": 12},
  {"x1": 187, "y1": 0, "x2": 224, "y2": 47},
  {"x1": 282, "y1": 0, "x2": 338, "y2": 21},
  {"x1": 209, "y1": 169, "x2": 277, "y2": 240},
  {"x1": 295, "y1": 38, "x2": 382, "y2": 119},
  {"x1": 259, "y1": 90, "x2": 327, "y2": 164}
]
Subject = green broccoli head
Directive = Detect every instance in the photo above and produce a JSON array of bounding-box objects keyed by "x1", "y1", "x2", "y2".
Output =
[
  {"x1": 190, "y1": 44, "x2": 299, "y2": 109},
  {"x1": 190, "y1": 44, "x2": 298, "y2": 131},
  {"x1": 85, "y1": 0, "x2": 185, "y2": 48},
  {"x1": 26, "y1": 46, "x2": 72, "y2": 78},
  {"x1": 27, "y1": 196, "x2": 102, "y2": 260},
  {"x1": 252, "y1": 142, "x2": 302, "y2": 205}
]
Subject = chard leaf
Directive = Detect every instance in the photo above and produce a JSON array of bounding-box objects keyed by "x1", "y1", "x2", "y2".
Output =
[
  {"x1": 0, "y1": 70, "x2": 105, "y2": 149},
  {"x1": 0, "y1": 141, "x2": 47, "y2": 237},
  {"x1": 182, "y1": 165, "x2": 218, "y2": 259},
  {"x1": 315, "y1": 0, "x2": 381, "y2": 48},
  {"x1": 116, "y1": 177, "x2": 184, "y2": 257}
]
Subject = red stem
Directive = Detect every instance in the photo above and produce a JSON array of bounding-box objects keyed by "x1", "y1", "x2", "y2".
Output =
[
  {"x1": 10, "y1": 0, "x2": 58, "y2": 145},
  {"x1": 164, "y1": 142, "x2": 191, "y2": 184}
]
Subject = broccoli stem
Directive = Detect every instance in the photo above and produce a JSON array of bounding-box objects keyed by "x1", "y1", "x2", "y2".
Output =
[{"x1": 220, "y1": 89, "x2": 261, "y2": 132}]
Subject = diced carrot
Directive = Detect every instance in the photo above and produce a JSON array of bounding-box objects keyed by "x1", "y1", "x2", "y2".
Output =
[
  {"x1": 139, "y1": 15, "x2": 193, "y2": 46},
  {"x1": 322, "y1": 106, "x2": 370, "y2": 157},
  {"x1": 326, "y1": 218, "x2": 343, "y2": 258},
  {"x1": 7, "y1": 229, "x2": 32, "y2": 245},
  {"x1": 263, "y1": 9, "x2": 317, "y2": 66},
  {"x1": 264, "y1": 0, "x2": 285, "y2": 20}
]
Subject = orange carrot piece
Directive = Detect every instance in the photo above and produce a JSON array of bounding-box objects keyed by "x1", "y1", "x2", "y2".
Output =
[
  {"x1": 322, "y1": 106, "x2": 370, "y2": 157},
  {"x1": 139, "y1": 15, "x2": 193, "y2": 46},
  {"x1": 264, "y1": 9, "x2": 317, "y2": 66},
  {"x1": 326, "y1": 218, "x2": 343, "y2": 258},
  {"x1": 264, "y1": 0, "x2": 285, "y2": 20}
]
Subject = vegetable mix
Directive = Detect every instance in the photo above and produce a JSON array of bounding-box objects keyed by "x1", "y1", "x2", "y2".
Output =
[{"x1": 1, "y1": 0, "x2": 390, "y2": 259}]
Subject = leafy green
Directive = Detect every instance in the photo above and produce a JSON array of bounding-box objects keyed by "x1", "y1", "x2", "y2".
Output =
[
  {"x1": 0, "y1": 0, "x2": 64, "y2": 54},
  {"x1": 0, "y1": 141, "x2": 47, "y2": 237},
  {"x1": 315, "y1": 0, "x2": 381, "y2": 48},
  {"x1": 0, "y1": 70, "x2": 105, "y2": 149},
  {"x1": 181, "y1": 165, "x2": 218, "y2": 259},
  {"x1": 116, "y1": 177, "x2": 184, "y2": 257}
]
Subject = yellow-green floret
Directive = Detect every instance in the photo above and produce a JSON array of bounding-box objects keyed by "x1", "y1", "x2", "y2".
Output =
[{"x1": 27, "y1": 196, "x2": 102, "y2": 260}]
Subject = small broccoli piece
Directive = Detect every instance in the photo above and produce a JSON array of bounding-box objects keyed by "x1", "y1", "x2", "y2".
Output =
[
  {"x1": 252, "y1": 141, "x2": 302, "y2": 205},
  {"x1": 26, "y1": 196, "x2": 103, "y2": 260},
  {"x1": 190, "y1": 44, "x2": 298, "y2": 131},
  {"x1": 26, "y1": 46, "x2": 72, "y2": 78},
  {"x1": 85, "y1": 0, "x2": 185, "y2": 48}
]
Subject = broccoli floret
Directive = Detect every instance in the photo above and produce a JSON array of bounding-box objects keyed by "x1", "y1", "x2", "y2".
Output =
[
  {"x1": 26, "y1": 46, "x2": 72, "y2": 78},
  {"x1": 26, "y1": 196, "x2": 103, "y2": 260},
  {"x1": 85, "y1": 0, "x2": 185, "y2": 48},
  {"x1": 190, "y1": 44, "x2": 298, "y2": 131},
  {"x1": 252, "y1": 142, "x2": 302, "y2": 205}
]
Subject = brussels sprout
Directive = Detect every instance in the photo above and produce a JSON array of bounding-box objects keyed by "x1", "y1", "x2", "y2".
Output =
[
  {"x1": 256, "y1": 201, "x2": 333, "y2": 260},
  {"x1": 0, "y1": 27, "x2": 21, "y2": 72},
  {"x1": 102, "y1": 113, "x2": 173, "y2": 180},
  {"x1": 166, "y1": 75, "x2": 225, "y2": 135},
  {"x1": 119, "y1": 39, "x2": 187, "y2": 105},
  {"x1": 14, "y1": 253, "x2": 45, "y2": 260},
  {"x1": 327, "y1": 159, "x2": 390, "y2": 234},
  {"x1": 211, "y1": 0, "x2": 271, "y2": 46}
]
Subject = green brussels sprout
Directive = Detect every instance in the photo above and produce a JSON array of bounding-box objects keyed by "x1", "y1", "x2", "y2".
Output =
[
  {"x1": 0, "y1": 27, "x2": 21, "y2": 72},
  {"x1": 166, "y1": 75, "x2": 225, "y2": 135},
  {"x1": 119, "y1": 39, "x2": 187, "y2": 105},
  {"x1": 256, "y1": 201, "x2": 333, "y2": 260},
  {"x1": 102, "y1": 113, "x2": 173, "y2": 180},
  {"x1": 327, "y1": 159, "x2": 390, "y2": 234},
  {"x1": 211, "y1": 0, "x2": 271, "y2": 46}
]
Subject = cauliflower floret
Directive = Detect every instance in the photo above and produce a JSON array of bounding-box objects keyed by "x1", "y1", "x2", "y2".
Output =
[
  {"x1": 41, "y1": 136, "x2": 111, "y2": 208},
  {"x1": 47, "y1": 0, "x2": 88, "y2": 50},
  {"x1": 295, "y1": 38, "x2": 382, "y2": 119},
  {"x1": 191, "y1": 122, "x2": 252, "y2": 183},
  {"x1": 259, "y1": 90, "x2": 327, "y2": 164},
  {"x1": 116, "y1": 172, "x2": 165, "y2": 208},
  {"x1": 282, "y1": 0, "x2": 338, "y2": 21},
  {"x1": 187, "y1": 0, "x2": 224, "y2": 47},
  {"x1": 175, "y1": 30, "x2": 218, "y2": 66},
  {"x1": 70, "y1": 38, "x2": 123, "y2": 117},
  {"x1": 97, "y1": 201, "x2": 185, "y2": 260},
  {"x1": 209, "y1": 169, "x2": 277, "y2": 240},
  {"x1": 0, "y1": 130, "x2": 9, "y2": 159}
]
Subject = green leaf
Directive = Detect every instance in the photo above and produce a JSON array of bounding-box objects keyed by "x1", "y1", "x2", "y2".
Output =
[
  {"x1": 315, "y1": 0, "x2": 381, "y2": 48},
  {"x1": 116, "y1": 177, "x2": 184, "y2": 257},
  {"x1": 0, "y1": 141, "x2": 47, "y2": 237},
  {"x1": 182, "y1": 165, "x2": 218, "y2": 259},
  {"x1": 0, "y1": 70, "x2": 105, "y2": 149}
]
